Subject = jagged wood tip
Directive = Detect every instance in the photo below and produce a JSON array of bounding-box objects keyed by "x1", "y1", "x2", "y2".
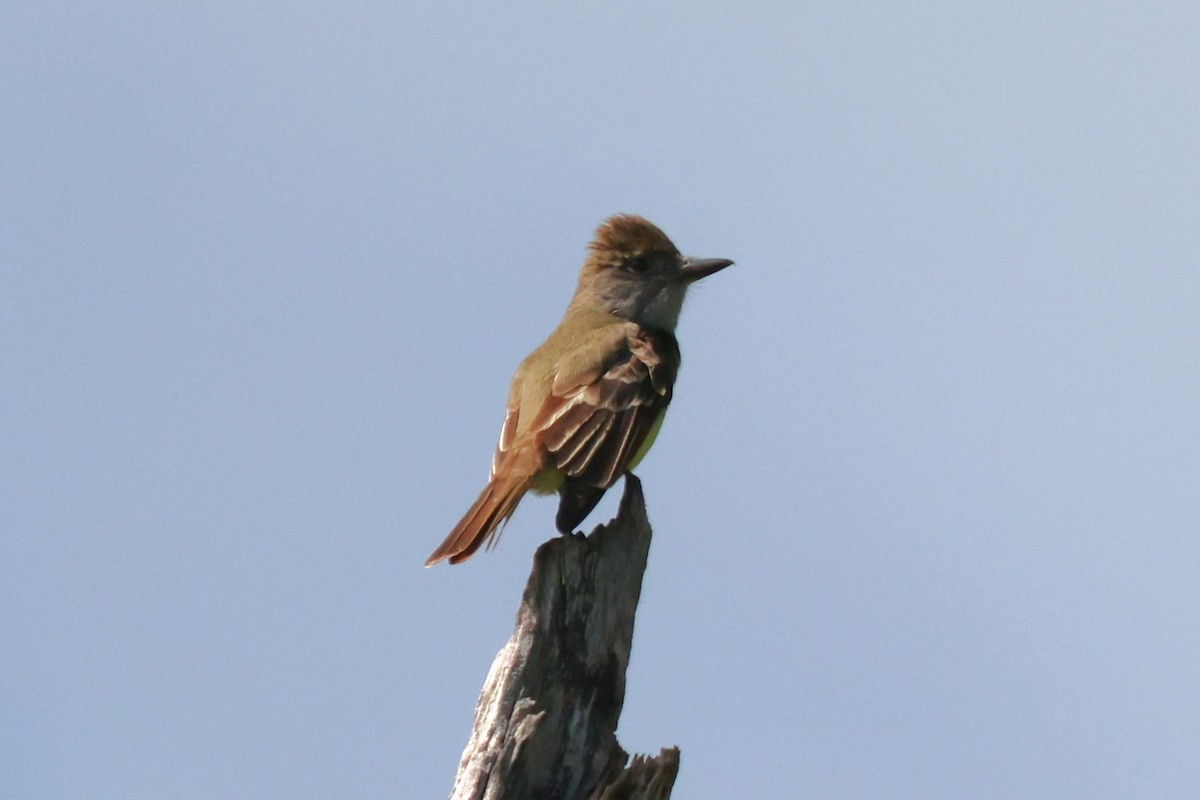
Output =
[{"x1": 447, "y1": 474, "x2": 677, "y2": 800}]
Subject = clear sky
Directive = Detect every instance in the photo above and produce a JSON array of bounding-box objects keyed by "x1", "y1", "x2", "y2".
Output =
[{"x1": 3, "y1": 3, "x2": 1198, "y2": 798}]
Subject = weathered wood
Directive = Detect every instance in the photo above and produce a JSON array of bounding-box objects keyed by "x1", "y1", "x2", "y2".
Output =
[{"x1": 448, "y1": 475, "x2": 678, "y2": 800}]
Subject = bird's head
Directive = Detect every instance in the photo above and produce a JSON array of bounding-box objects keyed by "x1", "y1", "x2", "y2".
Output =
[{"x1": 575, "y1": 214, "x2": 733, "y2": 330}]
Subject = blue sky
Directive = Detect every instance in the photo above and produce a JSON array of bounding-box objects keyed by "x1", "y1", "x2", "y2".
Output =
[{"x1": 3, "y1": 3, "x2": 1198, "y2": 798}]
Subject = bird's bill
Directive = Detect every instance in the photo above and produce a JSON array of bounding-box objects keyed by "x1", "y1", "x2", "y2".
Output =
[{"x1": 679, "y1": 256, "x2": 734, "y2": 283}]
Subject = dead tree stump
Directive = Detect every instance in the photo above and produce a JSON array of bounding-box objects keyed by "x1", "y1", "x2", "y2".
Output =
[{"x1": 447, "y1": 475, "x2": 679, "y2": 800}]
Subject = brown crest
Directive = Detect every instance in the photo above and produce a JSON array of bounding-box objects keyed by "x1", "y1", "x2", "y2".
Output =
[{"x1": 588, "y1": 214, "x2": 680, "y2": 260}]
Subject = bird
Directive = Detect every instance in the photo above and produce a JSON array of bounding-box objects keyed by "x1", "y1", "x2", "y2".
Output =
[{"x1": 425, "y1": 214, "x2": 732, "y2": 566}]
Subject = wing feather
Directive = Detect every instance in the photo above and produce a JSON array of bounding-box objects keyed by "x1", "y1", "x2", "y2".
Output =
[
  {"x1": 490, "y1": 405, "x2": 520, "y2": 478},
  {"x1": 529, "y1": 325, "x2": 679, "y2": 489}
]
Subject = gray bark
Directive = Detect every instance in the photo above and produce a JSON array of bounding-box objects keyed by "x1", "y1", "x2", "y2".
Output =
[{"x1": 448, "y1": 475, "x2": 678, "y2": 800}]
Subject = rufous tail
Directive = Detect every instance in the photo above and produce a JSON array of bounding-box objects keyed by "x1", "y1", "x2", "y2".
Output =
[{"x1": 425, "y1": 474, "x2": 531, "y2": 566}]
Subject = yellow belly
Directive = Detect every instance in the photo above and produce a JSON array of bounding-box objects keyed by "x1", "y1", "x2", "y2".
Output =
[
  {"x1": 530, "y1": 468, "x2": 566, "y2": 496},
  {"x1": 626, "y1": 409, "x2": 665, "y2": 472}
]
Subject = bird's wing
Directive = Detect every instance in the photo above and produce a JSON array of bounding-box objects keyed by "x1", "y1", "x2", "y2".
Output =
[
  {"x1": 528, "y1": 324, "x2": 680, "y2": 488},
  {"x1": 490, "y1": 402, "x2": 520, "y2": 479}
]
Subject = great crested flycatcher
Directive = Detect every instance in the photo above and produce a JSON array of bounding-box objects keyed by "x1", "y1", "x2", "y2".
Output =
[{"x1": 425, "y1": 214, "x2": 732, "y2": 566}]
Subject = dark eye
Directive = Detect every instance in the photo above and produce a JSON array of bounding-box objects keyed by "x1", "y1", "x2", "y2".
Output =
[{"x1": 624, "y1": 256, "x2": 649, "y2": 273}]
